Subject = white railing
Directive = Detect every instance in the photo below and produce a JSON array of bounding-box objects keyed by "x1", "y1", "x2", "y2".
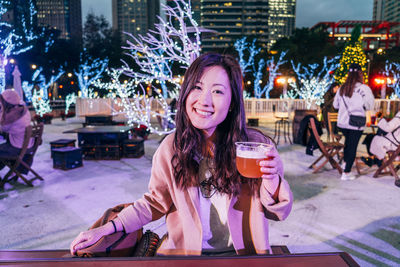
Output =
[{"x1": 75, "y1": 98, "x2": 400, "y2": 118}]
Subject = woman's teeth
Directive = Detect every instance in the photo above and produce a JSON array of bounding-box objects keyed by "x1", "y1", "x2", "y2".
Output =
[{"x1": 196, "y1": 109, "x2": 212, "y2": 116}]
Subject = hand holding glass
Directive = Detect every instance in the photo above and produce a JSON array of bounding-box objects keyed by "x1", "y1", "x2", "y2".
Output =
[{"x1": 235, "y1": 142, "x2": 273, "y2": 178}]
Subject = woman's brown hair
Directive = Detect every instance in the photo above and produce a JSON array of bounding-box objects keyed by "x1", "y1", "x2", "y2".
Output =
[
  {"x1": 172, "y1": 53, "x2": 251, "y2": 196},
  {"x1": 340, "y1": 63, "x2": 364, "y2": 98}
]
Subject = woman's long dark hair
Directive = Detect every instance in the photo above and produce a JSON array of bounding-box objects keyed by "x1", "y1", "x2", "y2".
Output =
[
  {"x1": 340, "y1": 63, "x2": 364, "y2": 98},
  {"x1": 172, "y1": 53, "x2": 250, "y2": 196}
]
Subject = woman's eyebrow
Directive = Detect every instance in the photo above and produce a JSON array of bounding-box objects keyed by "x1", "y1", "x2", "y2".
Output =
[{"x1": 212, "y1": 83, "x2": 227, "y2": 89}]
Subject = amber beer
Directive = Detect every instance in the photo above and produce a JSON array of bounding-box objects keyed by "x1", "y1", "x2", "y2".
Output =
[{"x1": 235, "y1": 142, "x2": 272, "y2": 178}]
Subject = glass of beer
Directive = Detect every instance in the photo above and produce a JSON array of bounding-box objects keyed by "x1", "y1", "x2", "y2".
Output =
[{"x1": 235, "y1": 142, "x2": 273, "y2": 178}]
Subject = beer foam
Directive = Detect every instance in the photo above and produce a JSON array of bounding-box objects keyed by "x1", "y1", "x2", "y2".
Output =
[{"x1": 237, "y1": 149, "x2": 266, "y2": 159}]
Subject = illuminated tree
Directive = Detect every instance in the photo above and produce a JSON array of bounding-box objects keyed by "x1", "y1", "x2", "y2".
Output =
[
  {"x1": 253, "y1": 51, "x2": 287, "y2": 98},
  {"x1": 122, "y1": 0, "x2": 201, "y2": 98},
  {"x1": 335, "y1": 25, "x2": 368, "y2": 84},
  {"x1": 290, "y1": 56, "x2": 339, "y2": 108},
  {"x1": 65, "y1": 93, "x2": 77, "y2": 114},
  {"x1": 234, "y1": 38, "x2": 287, "y2": 98},
  {"x1": 74, "y1": 54, "x2": 108, "y2": 98},
  {"x1": 31, "y1": 89, "x2": 51, "y2": 117},
  {"x1": 384, "y1": 61, "x2": 400, "y2": 99},
  {"x1": 94, "y1": 68, "x2": 176, "y2": 135},
  {"x1": 234, "y1": 37, "x2": 260, "y2": 76},
  {"x1": 0, "y1": 0, "x2": 53, "y2": 92}
]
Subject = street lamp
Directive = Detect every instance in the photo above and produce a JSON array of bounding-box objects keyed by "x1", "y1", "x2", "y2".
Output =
[
  {"x1": 31, "y1": 64, "x2": 37, "y2": 70},
  {"x1": 276, "y1": 77, "x2": 294, "y2": 96},
  {"x1": 374, "y1": 76, "x2": 395, "y2": 99}
]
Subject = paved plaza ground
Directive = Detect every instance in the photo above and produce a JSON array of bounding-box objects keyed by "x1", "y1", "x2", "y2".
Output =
[{"x1": 0, "y1": 118, "x2": 399, "y2": 266}]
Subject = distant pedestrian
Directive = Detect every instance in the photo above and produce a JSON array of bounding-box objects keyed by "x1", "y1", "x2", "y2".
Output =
[
  {"x1": 321, "y1": 82, "x2": 339, "y2": 135},
  {"x1": 333, "y1": 63, "x2": 374, "y2": 180}
]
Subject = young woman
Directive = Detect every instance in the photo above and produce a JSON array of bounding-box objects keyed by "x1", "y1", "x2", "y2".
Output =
[
  {"x1": 70, "y1": 53, "x2": 293, "y2": 256},
  {"x1": 333, "y1": 63, "x2": 375, "y2": 181},
  {"x1": 0, "y1": 89, "x2": 33, "y2": 161}
]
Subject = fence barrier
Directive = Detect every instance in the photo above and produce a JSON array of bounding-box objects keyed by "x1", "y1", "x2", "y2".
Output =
[{"x1": 68, "y1": 98, "x2": 400, "y2": 119}]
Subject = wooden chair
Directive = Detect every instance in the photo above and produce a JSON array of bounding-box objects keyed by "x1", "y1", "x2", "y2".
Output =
[
  {"x1": 309, "y1": 118, "x2": 344, "y2": 174},
  {"x1": 0, "y1": 123, "x2": 44, "y2": 188},
  {"x1": 373, "y1": 145, "x2": 400, "y2": 180},
  {"x1": 327, "y1": 112, "x2": 342, "y2": 142}
]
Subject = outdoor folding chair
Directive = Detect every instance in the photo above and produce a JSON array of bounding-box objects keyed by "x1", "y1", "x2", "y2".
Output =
[
  {"x1": 308, "y1": 118, "x2": 344, "y2": 174},
  {"x1": 373, "y1": 145, "x2": 400, "y2": 180},
  {"x1": 0, "y1": 123, "x2": 44, "y2": 188},
  {"x1": 327, "y1": 112, "x2": 342, "y2": 142}
]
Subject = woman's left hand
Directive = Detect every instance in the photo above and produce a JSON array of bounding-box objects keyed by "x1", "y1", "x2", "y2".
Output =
[{"x1": 259, "y1": 146, "x2": 281, "y2": 181}]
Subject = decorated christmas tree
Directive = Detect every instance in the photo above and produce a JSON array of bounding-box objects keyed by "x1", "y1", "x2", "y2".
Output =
[{"x1": 334, "y1": 25, "x2": 368, "y2": 84}]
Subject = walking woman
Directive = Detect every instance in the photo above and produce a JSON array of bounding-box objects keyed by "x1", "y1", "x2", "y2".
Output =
[
  {"x1": 333, "y1": 63, "x2": 375, "y2": 180},
  {"x1": 70, "y1": 53, "x2": 293, "y2": 256}
]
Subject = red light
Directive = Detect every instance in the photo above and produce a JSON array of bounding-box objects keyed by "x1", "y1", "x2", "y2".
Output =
[
  {"x1": 374, "y1": 77, "x2": 384, "y2": 85},
  {"x1": 70, "y1": 81, "x2": 74, "y2": 85},
  {"x1": 59, "y1": 85, "x2": 63, "y2": 88}
]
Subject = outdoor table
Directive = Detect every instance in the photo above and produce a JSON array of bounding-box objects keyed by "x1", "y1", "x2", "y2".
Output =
[
  {"x1": 0, "y1": 250, "x2": 360, "y2": 266},
  {"x1": 63, "y1": 126, "x2": 133, "y2": 160}
]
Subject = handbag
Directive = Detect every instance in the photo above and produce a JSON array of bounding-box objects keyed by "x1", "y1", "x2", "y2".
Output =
[
  {"x1": 341, "y1": 95, "x2": 366, "y2": 128},
  {"x1": 76, "y1": 203, "x2": 161, "y2": 257},
  {"x1": 349, "y1": 114, "x2": 366, "y2": 127}
]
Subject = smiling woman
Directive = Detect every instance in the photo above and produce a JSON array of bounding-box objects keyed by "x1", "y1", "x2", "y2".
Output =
[
  {"x1": 185, "y1": 65, "x2": 232, "y2": 137},
  {"x1": 70, "y1": 53, "x2": 293, "y2": 257}
]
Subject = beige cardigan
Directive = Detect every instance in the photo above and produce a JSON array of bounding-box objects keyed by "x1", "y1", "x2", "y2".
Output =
[{"x1": 118, "y1": 132, "x2": 293, "y2": 256}]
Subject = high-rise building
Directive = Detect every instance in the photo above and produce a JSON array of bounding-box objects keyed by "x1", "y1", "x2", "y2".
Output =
[
  {"x1": 36, "y1": 0, "x2": 82, "y2": 43},
  {"x1": 201, "y1": 0, "x2": 269, "y2": 51},
  {"x1": 373, "y1": 0, "x2": 400, "y2": 32},
  {"x1": 200, "y1": 0, "x2": 296, "y2": 52},
  {"x1": 112, "y1": 0, "x2": 160, "y2": 43},
  {"x1": 267, "y1": 0, "x2": 296, "y2": 48}
]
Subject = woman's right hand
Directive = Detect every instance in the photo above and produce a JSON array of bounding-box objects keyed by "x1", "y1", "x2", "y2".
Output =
[{"x1": 70, "y1": 225, "x2": 110, "y2": 255}]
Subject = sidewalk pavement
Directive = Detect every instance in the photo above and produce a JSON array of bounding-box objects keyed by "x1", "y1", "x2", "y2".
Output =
[{"x1": 0, "y1": 118, "x2": 399, "y2": 266}]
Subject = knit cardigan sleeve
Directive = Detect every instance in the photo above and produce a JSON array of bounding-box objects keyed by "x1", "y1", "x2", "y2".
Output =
[{"x1": 118, "y1": 135, "x2": 175, "y2": 233}]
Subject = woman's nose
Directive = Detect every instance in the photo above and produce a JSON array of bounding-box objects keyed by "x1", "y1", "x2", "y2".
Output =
[{"x1": 198, "y1": 89, "x2": 212, "y2": 106}]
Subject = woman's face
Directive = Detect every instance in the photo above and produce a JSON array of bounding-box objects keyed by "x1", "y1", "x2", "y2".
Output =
[{"x1": 185, "y1": 65, "x2": 232, "y2": 137}]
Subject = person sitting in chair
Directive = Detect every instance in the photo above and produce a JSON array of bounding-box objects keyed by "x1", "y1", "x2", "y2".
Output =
[
  {"x1": 0, "y1": 89, "x2": 33, "y2": 169},
  {"x1": 361, "y1": 111, "x2": 400, "y2": 168}
]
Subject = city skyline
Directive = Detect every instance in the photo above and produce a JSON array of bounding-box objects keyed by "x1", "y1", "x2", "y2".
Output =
[{"x1": 82, "y1": 0, "x2": 373, "y2": 29}]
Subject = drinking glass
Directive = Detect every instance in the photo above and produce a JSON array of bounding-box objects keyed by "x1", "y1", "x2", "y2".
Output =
[{"x1": 235, "y1": 142, "x2": 273, "y2": 178}]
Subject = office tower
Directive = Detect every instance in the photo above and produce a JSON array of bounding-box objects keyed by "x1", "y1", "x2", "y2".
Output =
[
  {"x1": 200, "y1": 0, "x2": 296, "y2": 52},
  {"x1": 373, "y1": 0, "x2": 400, "y2": 32},
  {"x1": 267, "y1": 0, "x2": 296, "y2": 48},
  {"x1": 373, "y1": 0, "x2": 384, "y2": 21},
  {"x1": 36, "y1": 0, "x2": 82, "y2": 43},
  {"x1": 201, "y1": 0, "x2": 269, "y2": 51},
  {"x1": 112, "y1": 0, "x2": 160, "y2": 43}
]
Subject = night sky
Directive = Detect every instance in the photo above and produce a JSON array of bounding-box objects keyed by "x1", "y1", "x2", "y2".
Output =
[{"x1": 81, "y1": 0, "x2": 373, "y2": 29}]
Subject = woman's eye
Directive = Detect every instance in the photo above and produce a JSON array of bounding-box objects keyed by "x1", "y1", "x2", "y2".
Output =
[
  {"x1": 213, "y1": 89, "x2": 224, "y2": 94},
  {"x1": 193, "y1": 86, "x2": 202, "y2": 90}
]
